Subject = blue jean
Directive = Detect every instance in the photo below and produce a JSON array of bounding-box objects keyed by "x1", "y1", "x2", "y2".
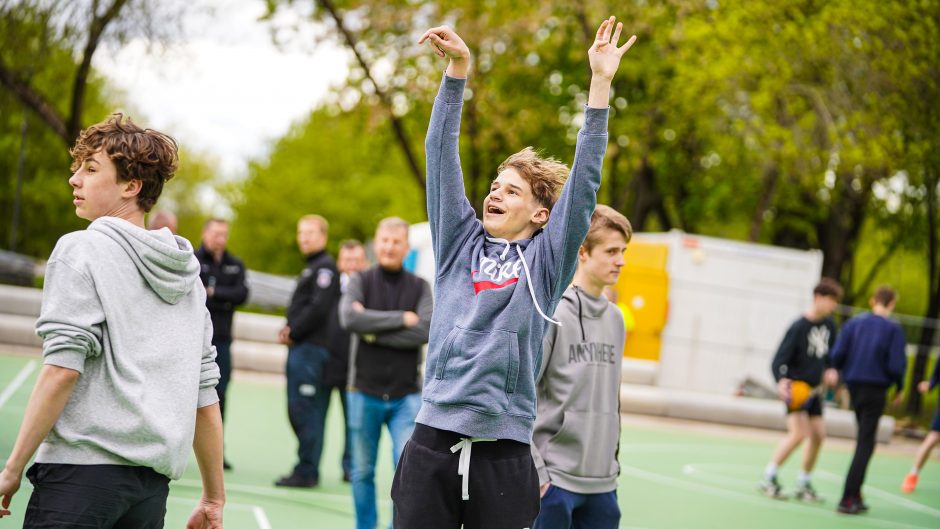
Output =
[
  {"x1": 286, "y1": 342, "x2": 330, "y2": 480},
  {"x1": 347, "y1": 391, "x2": 422, "y2": 529},
  {"x1": 533, "y1": 485, "x2": 620, "y2": 529},
  {"x1": 322, "y1": 383, "x2": 352, "y2": 476},
  {"x1": 213, "y1": 338, "x2": 232, "y2": 422}
]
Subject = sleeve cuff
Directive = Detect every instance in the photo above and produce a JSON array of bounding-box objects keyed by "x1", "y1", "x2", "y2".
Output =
[
  {"x1": 537, "y1": 464, "x2": 550, "y2": 485},
  {"x1": 581, "y1": 105, "x2": 609, "y2": 135},
  {"x1": 43, "y1": 349, "x2": 86, "y2": 373},
  {"x1": 197, "y1": 387, "x2": 221, "y2": 408},
  {"x1": 438, "y1": 73, "x2": 467, "y2": 104}
]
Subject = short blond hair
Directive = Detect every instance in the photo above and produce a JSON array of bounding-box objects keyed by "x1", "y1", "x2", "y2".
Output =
[
  {"x1": 497, "y1": 147, "x2": 569, "y2": 210},
  {"x1": 583, "y1": 204, "x2": 632, "y2": 252},
  {"x1": 376, "y1": 216, "x2": 409, "y2": 237},
  {"x1": 298, "y1": 214, "x2": 328, "y2": 234}
]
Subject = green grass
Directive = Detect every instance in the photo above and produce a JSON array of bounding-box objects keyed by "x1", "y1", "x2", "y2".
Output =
[{"x1": 2, "y1": 352, "x2": 939, "y2": 528}]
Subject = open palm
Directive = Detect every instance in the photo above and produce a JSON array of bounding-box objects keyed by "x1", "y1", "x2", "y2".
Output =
[{"x1": 589, "y1": 16, "x2": 636, "y2": 81}]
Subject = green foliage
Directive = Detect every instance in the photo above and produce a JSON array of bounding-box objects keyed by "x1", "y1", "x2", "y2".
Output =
[
  {"x1": 0, "y1": 75, "x2": 111, "y2": 259},
  {"x1": 229, "y1": 105, "x2": 425, "y2": 274}
]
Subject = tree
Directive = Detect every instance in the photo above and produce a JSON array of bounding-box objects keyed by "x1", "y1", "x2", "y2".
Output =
[
  {"x1": 228, "y1": 104, "x2": 425, "y2": 275},
  {"x1": 0, "y1": 0, "x2": 187, "y2": 146}
]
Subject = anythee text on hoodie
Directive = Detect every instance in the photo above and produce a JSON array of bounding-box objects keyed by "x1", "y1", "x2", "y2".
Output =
[
  {"x1": 34, "y1": 216, "x2": 220, "y2": 480},
  {"x1": 416, "y1": 74, "x2": 608, "y2": 444},
  {"x1": 532, "y1": 286, "x2": 625, "y2": 494}
]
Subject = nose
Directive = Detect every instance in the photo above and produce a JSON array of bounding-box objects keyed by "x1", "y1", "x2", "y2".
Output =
[{"x1": 68, "y1": 171, "x2": 80, "y2": 188}]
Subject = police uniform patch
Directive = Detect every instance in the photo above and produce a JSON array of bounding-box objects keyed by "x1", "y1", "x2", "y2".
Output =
[{"x1": 316, "y1": 269, "x2": 334, "y2": 288}]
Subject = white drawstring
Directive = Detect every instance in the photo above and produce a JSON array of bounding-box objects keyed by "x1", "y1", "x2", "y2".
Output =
[
  {"x1": 486, "y1": 237, "x2": 513, "y2": 260},
  {"x1": 515, "y1": 246, "x2": 562, "y2": 326},
  {"x1": 450, "y1": 438, "x2": 497, "y2": 500},
  {"x1": 482, "y1": 237, "x2": 561, "y2": 326}
]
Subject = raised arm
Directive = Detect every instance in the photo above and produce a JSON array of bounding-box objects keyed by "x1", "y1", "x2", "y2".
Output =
[
  {"x1": 540, "y1": 17, "x2": 636, "y2": 299},
  {"x1": 418, "y1": 26, "x2": 479, "y2": 274}
]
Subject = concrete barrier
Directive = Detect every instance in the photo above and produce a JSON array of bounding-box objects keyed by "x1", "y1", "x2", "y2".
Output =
[
  {"x1": 0, "y1": 285, "x2": 899, "y2": 443},
  {"x1": 620, "y1": 384, "x2": 895, "y2": 443},
  {"x1": 0, "y1": 284, "x2": 43, "y2": 317}
]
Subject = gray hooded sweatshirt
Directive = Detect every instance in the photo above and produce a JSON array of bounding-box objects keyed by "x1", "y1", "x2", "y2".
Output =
[
  {"x1": 34, "y1": 216, "x2": 220, "y2": 480},
  {"x1": 416, "y1": 74, "x2": 608, "y2": 444},
  {"x1": 532, "y1": 286, "x2": 625, "y2": 494}
]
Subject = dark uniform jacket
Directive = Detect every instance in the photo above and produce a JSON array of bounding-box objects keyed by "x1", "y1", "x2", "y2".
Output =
[
  {"x1": 287, "y1": 250, "x2": 340, "y2": 348},
  {"x1": 195, "y1": 245, "x2": 249, "y2": 342}
]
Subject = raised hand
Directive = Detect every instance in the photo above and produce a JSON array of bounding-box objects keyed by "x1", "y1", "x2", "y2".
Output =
[
  {"x1": 589, "y1": 16, "x2": 636, "y2": 81},
  {"x1": 419, "y1": 26, "x2": 471, "y2": 78}
]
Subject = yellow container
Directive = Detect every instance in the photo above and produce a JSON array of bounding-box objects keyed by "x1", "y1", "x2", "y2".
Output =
[{"x1": 612, "y1": 240, "x2": 669, "y2": 361}]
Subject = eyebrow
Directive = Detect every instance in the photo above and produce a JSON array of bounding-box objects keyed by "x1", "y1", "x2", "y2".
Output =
[{"x1": 491, "y1": 181, "x2": 524, "y2": 193}]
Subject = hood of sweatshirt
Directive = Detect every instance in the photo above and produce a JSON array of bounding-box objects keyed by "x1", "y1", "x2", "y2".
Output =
[
  {"x1": 561, "y1": 286, "x2": 610, "y2": 342},
  {"x1": 88, "y1": 217, "x2": 200, "y2": 304}
]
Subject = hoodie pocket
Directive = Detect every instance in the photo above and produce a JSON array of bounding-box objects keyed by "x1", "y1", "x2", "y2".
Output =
[
  {"x1": 426, "y1": 326, "x2": 520, "y2": 414},
  {"x1": 546, "y1": 410, "x2": 620, "y2": 479}
]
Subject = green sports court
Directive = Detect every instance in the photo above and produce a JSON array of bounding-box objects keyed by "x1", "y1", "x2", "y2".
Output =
[{"x1": 2, "y1": 352, "x2": 937, "y2": 529}]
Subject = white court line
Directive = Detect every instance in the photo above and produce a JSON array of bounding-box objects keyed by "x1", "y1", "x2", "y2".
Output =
[
  {"x1": 0, "y1": 360, "x2": 36, "y2": 410},
  {"x1": 167, "y1": 497, "x2": 273, "y2": 529},
  {"x1": 622, "y1": 464, "x2": 936, "y2": 529},
  {"x1": 253, "y1": 506, "x2": 272, "y2": 529},
  {"x1": 815, "y1": 469, "x2": 940, "y2": 518},
  {"x1": 176, "y1": 478, "x2": 391, "y2": 506}
]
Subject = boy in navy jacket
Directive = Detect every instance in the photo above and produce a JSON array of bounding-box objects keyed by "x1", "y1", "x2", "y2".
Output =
[{"x1": 827, "y1": 286, "x2": 907, "y2": 514}]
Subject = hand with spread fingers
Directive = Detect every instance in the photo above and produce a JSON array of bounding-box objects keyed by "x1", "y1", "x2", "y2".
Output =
[
  {"x1": 587, "y1": 16, "x2": 637, "y2": 108},
  {"x1": 418, "y1": 25, "x2": 471, "y2": 78},
  {"x1": 589, "y1": 16, "x2": 636, "y2": 81}
]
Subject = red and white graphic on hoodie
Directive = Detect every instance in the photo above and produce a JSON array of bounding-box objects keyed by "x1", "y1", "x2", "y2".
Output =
[{"x1": 471, "y1": 254, "x2": 523, "y2": 294}]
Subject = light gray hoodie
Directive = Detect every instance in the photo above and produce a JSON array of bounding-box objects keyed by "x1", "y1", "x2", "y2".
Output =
[
  {"x1": 34, "y1": 216, "x2": 220, "y2": 480},
  {"x1": 532, "y1": 286, "x2": 625, "y2": 494}
]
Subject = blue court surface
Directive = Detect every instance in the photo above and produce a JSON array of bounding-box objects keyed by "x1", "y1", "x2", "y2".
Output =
[{"x1": 2, "y1": 352, "x2": 938, "y2": 528}]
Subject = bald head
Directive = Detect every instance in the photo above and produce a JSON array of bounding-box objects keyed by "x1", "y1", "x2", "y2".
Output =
[{"x1": 148, "y1": 209, "x2": 178, "y2": 233}]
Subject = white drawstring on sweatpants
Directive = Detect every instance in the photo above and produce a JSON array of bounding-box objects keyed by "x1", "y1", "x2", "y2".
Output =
[{"x1": 450, "y1": 437, "x2": 497, "y2": 500}]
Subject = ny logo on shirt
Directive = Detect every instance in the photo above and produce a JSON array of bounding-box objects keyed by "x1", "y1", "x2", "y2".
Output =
[{"x1": 807, "y1": 326, "x2": 831, "y2": 358}]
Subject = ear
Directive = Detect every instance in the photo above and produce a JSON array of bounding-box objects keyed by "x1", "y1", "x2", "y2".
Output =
[
  {"x1": 530, "y1": 206, "x2": 550, "y2": 226},
  {"x1": 121, "y1": 178, "x2": 143, "y2": 199},
  {"x1": 578, "y1": 245, "x2": 588, "y2": 263}
]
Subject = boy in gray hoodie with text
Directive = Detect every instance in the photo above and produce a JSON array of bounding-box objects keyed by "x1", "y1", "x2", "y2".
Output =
[
  {"x1": 0, "y1": 114, "x2": 224, "y2": 528},
  {"x1": 532, "y1": 205, "x2": 632, "y2": 529},
  {"x1": 391, "y1": 17, "x2": 636, "y2": 529}
]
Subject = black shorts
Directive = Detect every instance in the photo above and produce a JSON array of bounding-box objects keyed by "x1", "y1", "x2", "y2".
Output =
[
  {"x1": 392, "y1": 424, "x2": 541, "y2": 529},
  {"x1": 24, "y1": 463, "x2": 169, "y2": 529},
  {"x1": 785, "y1": 394, "x2": 823, "y2": 417},
  {"x1": 931, "y1": 405, "x2": 940, "y2": 433}
]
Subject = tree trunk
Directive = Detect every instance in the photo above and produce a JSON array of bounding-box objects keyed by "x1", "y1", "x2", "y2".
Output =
[
  {"x1": 907, "y1": 167, "x2": 939, "y2": 414},
  {"x1": 749, "y1": 163, "x2": 780, "y2": 242},
  {"x1": 627, "y1": 155, "x2": 671, "y2": 231},
  {"x1": 817, "y1": 171, "x2": 870, "y2": 281}
]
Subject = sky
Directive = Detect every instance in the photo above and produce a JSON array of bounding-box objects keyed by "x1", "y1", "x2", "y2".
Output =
[{"x1": 93, "y1": 0, "x2": 349, "y2": 175}]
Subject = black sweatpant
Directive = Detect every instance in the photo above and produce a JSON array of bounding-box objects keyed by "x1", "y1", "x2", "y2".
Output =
[
  {"x1": 841, "y1": 384, "x2": 888, "y2": 502},
  {"x1": 24, "y1": 463, "x2": 169, "y2": 528},
  {"x1": 392, "y1": 424, "x2": 540, "y2": 529}
]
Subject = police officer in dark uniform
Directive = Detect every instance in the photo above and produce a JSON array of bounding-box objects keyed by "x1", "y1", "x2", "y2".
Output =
[
  {"x1": 276, "y1": 214, "x2": 341, "y2": 488},
  {"x1": 195, "y1": 218, "x2": 248, "y2": 470}
]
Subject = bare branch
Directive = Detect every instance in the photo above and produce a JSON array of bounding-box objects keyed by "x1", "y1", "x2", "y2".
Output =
[
  {"x1": 0, "y1": 56, "x2": 69, "y2": 142},
  {"x1": 69, "y1": 0, "x2": 129, "y2": 139},
  {"x1": 316, "y1": 0, "x2": 425, "y2": 192}
]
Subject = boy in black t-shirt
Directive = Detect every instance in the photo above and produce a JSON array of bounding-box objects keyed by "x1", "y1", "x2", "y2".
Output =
[{"x1": 759, "y1": 278, "x2": 842, "y2": 501}]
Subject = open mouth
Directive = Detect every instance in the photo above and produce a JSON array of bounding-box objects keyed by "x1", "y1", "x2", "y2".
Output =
[{"x1": 486, "y1": 205, "x2": 505, "y2": 215}]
